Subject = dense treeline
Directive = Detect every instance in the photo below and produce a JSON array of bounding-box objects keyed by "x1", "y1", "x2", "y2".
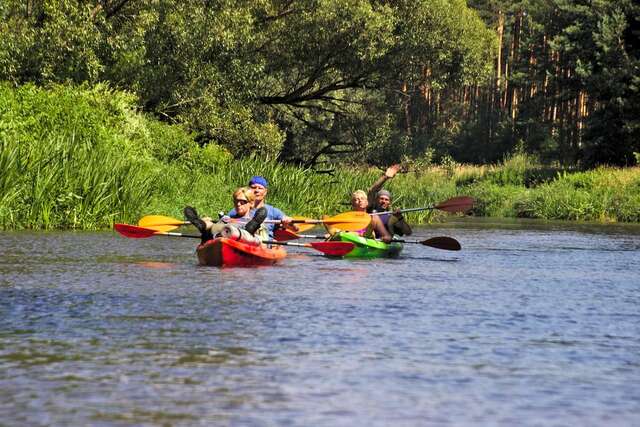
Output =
[
  {"x1": 1, "y1": 1, "x2": 638, "y2": 168},
  {"x1": 462, "y1": 0, "x2": 640, "y2": 167},
  {"x1": 0, "y1": 0, "x2": 495, "y2": 167},
  {"x1": 2, "y1": 84, "x2": 639, "y2": 230}
]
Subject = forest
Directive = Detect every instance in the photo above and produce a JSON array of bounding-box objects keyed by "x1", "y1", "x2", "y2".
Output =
[
  {"x1": 2, "y1": 1, "x2": 640, "y2": 229},
  {"x1": 2, "y1": 0, "x2": 638, "y2": 168}
]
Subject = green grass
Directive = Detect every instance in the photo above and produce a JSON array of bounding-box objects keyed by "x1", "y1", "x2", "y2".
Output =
[
  {"x1": 2, "y1": 83, "x2": 639, "y2": 230},
  {"x1": 0, "y1": 83, "x2": 158, "y2": 229}
]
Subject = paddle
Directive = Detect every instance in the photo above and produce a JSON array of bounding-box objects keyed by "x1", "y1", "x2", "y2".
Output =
[
  {"x1": 369, "y1": 196, "x2": 475, "y2": 216},
  {"x1": 391, "y1": 236, "x2": 461, "y2": 251},
  {"x1": 138, "y1": 214, "x2": 314, "y2": 232},
  {"x1": 264, "y1": 240, "x2": 355, "y2": 257},
  {"x1": 289, "y1": 211, "x2": 370, "y2": 231},
  {"x1": 273, "y1": 228, "x2": 461, "y2": 251},
  {"x1": 138, "y1": 215, "x2": 189, "y2": 228},
  {"x1": 114, "y1": 224, "x2": 354, "y2": 256},
  {"x1": 274, "y1": 228, "x2": 325, "y2": 241},
  {"x1": 115, "y1": 223, "x2": 200, "y2": 239},
  {"x1": 137, "y1": 211, "x2": 369, "y2": 233}
]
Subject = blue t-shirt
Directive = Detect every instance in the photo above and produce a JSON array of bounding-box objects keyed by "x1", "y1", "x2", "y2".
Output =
[{"x1": 227, "y1": 203, "x2": 286, "y2": 238}]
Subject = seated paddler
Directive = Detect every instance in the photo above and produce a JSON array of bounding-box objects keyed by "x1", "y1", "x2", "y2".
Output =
[
  {"x1": 184, "y1": 187, "x2": 268, "y2": 245},
  {"x1": 232, "y1": 175, "x2": 294, "y2": 238},
  {"x1": 328, "y1": 190, "x2": 392, "y2": 243},
  {"x1": 367, "y1": 164, "x2": 412, "y2": 236}
]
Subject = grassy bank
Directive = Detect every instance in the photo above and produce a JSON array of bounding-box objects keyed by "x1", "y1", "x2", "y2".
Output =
[{"x1": 1, "y1": 84, "x2": 639, "y2": 230}]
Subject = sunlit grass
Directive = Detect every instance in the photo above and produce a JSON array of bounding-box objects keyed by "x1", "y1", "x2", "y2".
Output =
[{"x1": 2, "y1": 83, "x2": 639, "y2": 229}]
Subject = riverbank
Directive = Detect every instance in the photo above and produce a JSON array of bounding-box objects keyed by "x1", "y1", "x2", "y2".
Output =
[{"x1": 2, "y1": 84, "x2": 639, "y2": 230}]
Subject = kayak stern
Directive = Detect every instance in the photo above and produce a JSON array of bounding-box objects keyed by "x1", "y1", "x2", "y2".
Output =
[{"x1": 196, "y1": 237, "x2": 287, "y2": 267}]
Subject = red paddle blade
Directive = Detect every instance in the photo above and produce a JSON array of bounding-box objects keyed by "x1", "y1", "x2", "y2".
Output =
[
  {"x1": 421, "y1": 236, "x2": 461, "y2": 251},
  {"x1": 114, "y1": 223, "x2": 156, "y2": 238},
  {"x1": 274, "y1": 228, "x2": 301, "y2": 241},
  {"x1": 435, "y1": 196, "x2": 475, "y2": 213},
  {"x1": 308, "y1": 241, "x2": 354, "y2": 256}
]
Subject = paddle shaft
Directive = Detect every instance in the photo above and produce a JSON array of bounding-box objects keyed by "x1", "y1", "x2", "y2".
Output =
[
  {"x1": 159, "y1": 231, "x2": 200, "y2": 238},
  {"x1": 369, "y1": 196, "x2": 474, "y2": 216},
  {"x1": 289, "y1": 233, "x2": 326, "y2": 239},
  {"x1": 370, "y1": 207, "x2": 433, "y2": 215},
  {"x1": 264, "y1": 241, "x2": 314, "y2": 248}
]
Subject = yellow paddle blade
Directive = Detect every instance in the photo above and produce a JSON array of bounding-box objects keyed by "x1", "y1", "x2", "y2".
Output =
[
  {"x1": 138, "y1": 215, "x2": 187, "y2": 228},
  {"x1": 322, "y1": 215, "x2": 339, "y2": 235},
  {"x1": 288, "y1": 216, "x2": 315, "y2": 232},
  {"x1": 141, "y1": 224, "x2": 181, "y2": 232},
  {"x1": 322, "y1": 211, "x2": 370, "y2": 232}
]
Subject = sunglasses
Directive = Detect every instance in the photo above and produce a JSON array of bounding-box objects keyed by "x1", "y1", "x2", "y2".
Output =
[{"x1": 234, "y1": 199, "x2": 250, "y2": 205}]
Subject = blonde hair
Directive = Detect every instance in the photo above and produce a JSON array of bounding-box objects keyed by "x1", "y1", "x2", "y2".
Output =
[
  {"x1": 351, "y1": 190, "x2": 367, "y2": 201},
  {"x1": 233, "y1": 187, "x2": 255, "y2": 202}
]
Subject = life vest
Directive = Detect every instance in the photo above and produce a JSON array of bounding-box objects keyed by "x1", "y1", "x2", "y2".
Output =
[{"x1": 373, "y1": 210, "x2": 391, "y2": 226}]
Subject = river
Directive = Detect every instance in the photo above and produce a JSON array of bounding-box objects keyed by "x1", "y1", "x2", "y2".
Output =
[{"x1": 1, "y1": 219, "x2": 639, "y2": 426}]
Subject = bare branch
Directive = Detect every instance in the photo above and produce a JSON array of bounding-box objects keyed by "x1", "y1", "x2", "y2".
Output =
[{"x1": 105, "y1": 0, "x2": 132, "y2": 19}]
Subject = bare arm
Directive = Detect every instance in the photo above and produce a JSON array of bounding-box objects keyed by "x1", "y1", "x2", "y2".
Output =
[
  {"x1": 367, "y1": 164, "x2": 402, "y2": 207},
  {"x1": 390, "y1": 210, "x2": 413, "y2": 236},
  {"x1": 372, "y1": 216, "x2": 392, "y2": 243}
]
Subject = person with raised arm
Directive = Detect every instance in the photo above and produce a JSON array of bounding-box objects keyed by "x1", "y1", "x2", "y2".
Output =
[{"x1": 366, "y1": 164, "x2": 412, "y2": 236}]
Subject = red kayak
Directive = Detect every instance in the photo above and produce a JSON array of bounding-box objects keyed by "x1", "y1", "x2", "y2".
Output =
[{"x1": 196, "y1": 237, "x2": 287, "y2": 267}]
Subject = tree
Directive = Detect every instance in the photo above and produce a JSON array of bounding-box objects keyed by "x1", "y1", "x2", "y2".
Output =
[{"x1": 1, "y1": 0, "x2": 496, "y2": 166}]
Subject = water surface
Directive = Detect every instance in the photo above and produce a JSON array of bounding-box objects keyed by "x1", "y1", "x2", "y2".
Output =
[{"x1": 1, "y1": 220, "x2": 639, "y2": 426}]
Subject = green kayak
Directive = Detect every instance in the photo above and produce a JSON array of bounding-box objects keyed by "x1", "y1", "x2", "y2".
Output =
[{"x1": 333, "y1": 232, "x2": 403, "y2": 259}]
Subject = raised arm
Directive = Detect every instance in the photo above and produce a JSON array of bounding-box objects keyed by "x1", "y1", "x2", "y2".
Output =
[{"x1": 367, "y1": 164, "x2": 402, "y2": 207}]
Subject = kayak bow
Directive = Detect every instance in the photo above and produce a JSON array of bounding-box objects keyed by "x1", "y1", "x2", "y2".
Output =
[{"x1": 332, "y1": 232, "x2": 403, "y2": 259}]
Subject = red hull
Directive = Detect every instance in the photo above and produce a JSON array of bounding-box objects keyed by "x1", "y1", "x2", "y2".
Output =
[{"x1": 196, "y1": 237, "x2": 287, "y2": 267}]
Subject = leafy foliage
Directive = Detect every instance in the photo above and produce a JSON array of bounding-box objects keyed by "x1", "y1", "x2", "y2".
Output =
[
  {"x1": 0, "y1": 0, "x2": 496, "y2": 166},
  {"x1": 1, "y1": 0, "x2": 638, "y2": 172}
]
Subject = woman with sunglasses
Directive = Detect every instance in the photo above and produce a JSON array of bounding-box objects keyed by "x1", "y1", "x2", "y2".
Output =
[{"x1": 184, "y1": 187, "x2": 268, "y2": 244}]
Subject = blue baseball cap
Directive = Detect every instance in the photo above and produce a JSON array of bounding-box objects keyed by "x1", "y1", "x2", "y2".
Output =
[{"x1": 249, "y1": 176, "x2": 268, "y2": 188}]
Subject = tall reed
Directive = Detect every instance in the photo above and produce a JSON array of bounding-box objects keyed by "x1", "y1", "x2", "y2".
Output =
[
  {"x1": 3, "y1": 83, "x2": 640, "y2": 229},
  {"x1": 0, "y1": 83, "x2": 157, "y2": 229}
]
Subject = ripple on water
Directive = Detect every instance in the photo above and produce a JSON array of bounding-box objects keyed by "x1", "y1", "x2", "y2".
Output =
[{"x1": 0, "y1": 225, "x2": 639, "y2": 425}]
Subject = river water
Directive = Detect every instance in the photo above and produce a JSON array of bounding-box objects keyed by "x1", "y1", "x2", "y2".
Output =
[{"x1": 1, "y1": 219, "x2": 639, "y2": 426}]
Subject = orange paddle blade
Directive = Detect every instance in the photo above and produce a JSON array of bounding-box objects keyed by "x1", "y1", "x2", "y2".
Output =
[
  {"x1": 141, "y1": 224, "x2": 182, "y2": 232},
  {"x1": 287, "y1": 216, "x2": 315, "y2": 232},
  {"x1": 138, "y1": 215, "x2": 187, "y2": 229},
  {"x1": 321, "y1": 211, "x2": 370, "y2": 232},
  {"x1": 289, "y1": 212, "x2": 369, "y2": 232}
]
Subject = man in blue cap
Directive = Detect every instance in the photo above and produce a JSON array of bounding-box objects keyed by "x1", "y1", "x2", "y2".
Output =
[{"x1": 227, "y1": 175, "x2": 293, "y2": 238}]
